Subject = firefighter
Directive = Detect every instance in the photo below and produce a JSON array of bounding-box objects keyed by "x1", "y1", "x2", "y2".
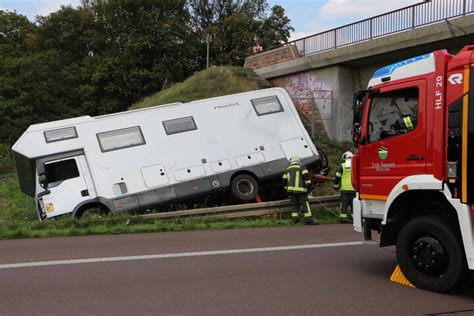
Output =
[
  {"x1": 282, "y1": 154, "x2": 317, "y2": 225},
  {"x1": 333, "y1": 151, "x2": 356, "y2": 223}
]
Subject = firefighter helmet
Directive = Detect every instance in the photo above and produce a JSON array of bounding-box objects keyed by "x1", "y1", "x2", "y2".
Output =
[
  {"x1": 290, "y1": 154, "x2": 301, "y2": 163},
  {"x1": 342, "y1": 151, "x2": 353, "y2": 160}
]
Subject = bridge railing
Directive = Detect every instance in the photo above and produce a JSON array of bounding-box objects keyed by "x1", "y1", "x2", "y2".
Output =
[{"x1": 289, "y1": 0, "x2": 473, "y2": 57}]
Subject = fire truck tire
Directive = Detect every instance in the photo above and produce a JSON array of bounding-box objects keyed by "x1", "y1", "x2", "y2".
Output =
[
  {"x1": 230, "y1": 174, "x2": 259, "y2": 202},
  {"x1": 396, "y1": 215, "x2": 465, "y2": 292}
]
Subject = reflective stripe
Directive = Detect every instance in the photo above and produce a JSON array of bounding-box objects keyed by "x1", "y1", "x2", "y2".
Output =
[
  {"x1": 287, "y1": 186, "x2": 307, "y2": 192},
  {"x1": 302, "y1": 170, "x2": 309, "y2": 175},
  {"x1": 288, "y1": 165, "x2": 301, "y2": 169},
  {"x1": 295, "y1": 171, "x2": 300, "y2": 188},
  {"x1": 282, "y1": 173, "x2": 288, "y2": 179},
  {"x1": 340, "y1": 213, "x2": 348, "y2": 218},
  {"x1": 335, "y1": 172, "x2": 342, "y2": 177},
  {"x1": 403, "y1": 116, "x2": 414, "y2": 130},
  {"x1": 303, "y1": 202, "x2": 312, "y2": 217},
  {"x1": 360, "y1": 194, "x2": 387, "y2": 201},
  {"x1": 291, "y1": 212, "x2": 299, "y2": 217}
]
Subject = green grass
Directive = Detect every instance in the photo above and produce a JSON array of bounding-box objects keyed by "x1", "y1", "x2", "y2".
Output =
[
  {"x1": 0, "y1": 174, "x2": 36, "y2": 221},
  {"x1": 0, "y1": 172, "x2": 341, "y2": 240},
  {"x1": 130, "y1": 66, "x2": 272, "y2": 110},
  {"x1": 0, "y1": 193, "x2": 340, "y2": 240}
]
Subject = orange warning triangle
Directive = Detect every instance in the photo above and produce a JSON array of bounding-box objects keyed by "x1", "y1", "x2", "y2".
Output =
[{"x1": 390, "y1": 265, "x2": 415, "y2": 288}]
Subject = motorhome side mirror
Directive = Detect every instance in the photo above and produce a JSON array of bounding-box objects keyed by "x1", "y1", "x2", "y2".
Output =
[
  {"x1": 37, "y1": 161, "x2": 46, "y2": 176},
  {"x1": 38, "y1": 174, "x2": 48, "y2": 188}
]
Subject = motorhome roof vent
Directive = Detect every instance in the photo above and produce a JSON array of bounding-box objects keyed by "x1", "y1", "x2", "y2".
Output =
[{"x1": 112, "y1": 182, "x2": 128, "y2": 196}]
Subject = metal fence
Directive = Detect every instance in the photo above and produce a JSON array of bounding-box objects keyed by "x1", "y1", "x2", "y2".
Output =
[{"x1": 289, "y1": 0, "x2": 474, "y2": 56}]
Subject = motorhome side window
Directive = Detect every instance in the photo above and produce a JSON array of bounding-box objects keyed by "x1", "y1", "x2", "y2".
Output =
[
  {"x1": 45, "y1": 159, "x2": 79, "y2": 183},
  {"x1": 97, "y1": 126, "x2": 145, "y2": 152},
  {"x1": 368, "y1": 87, "x2": 419, "y2": 143},
  {"x1": 44, "y1": 127, "x2": 78, "y2": 143},
  {"x1": 163, "y1": 116, "x2": 197, "y2": 135},
  {"x1": 251, "y1": 96, "x2": 284, "y2": 116}
]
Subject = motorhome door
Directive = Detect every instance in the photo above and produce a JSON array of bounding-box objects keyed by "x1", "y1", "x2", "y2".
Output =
[{"x1": 40, "y1": 155, "x2": 94, "y2": 218}]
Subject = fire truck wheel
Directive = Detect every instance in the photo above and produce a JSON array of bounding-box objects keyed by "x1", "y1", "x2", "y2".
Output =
[
  {"x1": 396, "y1": 215, "x2": 465, "y2": 292},
  {"x1": 230, "y1": 174, "x2": 259, "y2": 202}
]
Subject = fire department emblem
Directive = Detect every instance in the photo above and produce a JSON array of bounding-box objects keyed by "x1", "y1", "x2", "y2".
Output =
[{"x1": 378, "y1": 146, "x2": 388, "y2": 160}]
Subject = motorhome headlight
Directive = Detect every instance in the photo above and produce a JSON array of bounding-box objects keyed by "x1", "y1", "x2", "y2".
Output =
[{"x1": 447, "y1": 162, "x2": 457, "y2": 178}]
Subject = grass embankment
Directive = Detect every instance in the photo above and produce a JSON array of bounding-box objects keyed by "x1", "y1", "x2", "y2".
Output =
[
  {"x1": 0, "y1": 66, "x2": 351, "y2": 240},
  {"x1": 130, "y1": 66, "x2": 272, "y2": 110}
]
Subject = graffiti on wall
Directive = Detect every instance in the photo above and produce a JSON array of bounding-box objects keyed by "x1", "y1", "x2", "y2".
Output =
[
  {"x1": 281, "y1": 73, "x2": 335, "y2": 136},
  {"x1": 285, "y1": 73, "x2": 334, "y2": 119}
]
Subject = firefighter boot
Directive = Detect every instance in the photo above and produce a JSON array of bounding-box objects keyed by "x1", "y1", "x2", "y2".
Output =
[
  {"x1": 305, "y1": 217, "x2": 319, "y2": 225},
  {"x1": 339, "y1": 213, "x2": 350, "y2": 223},
  {"x1": 291, "y1": 212, "x2": 300, "y2": 224}
]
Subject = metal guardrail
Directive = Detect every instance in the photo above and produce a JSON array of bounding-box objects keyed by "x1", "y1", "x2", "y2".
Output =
[
  {"x1": 139, "y1": 195, "x2": 340, "y2": 220},
  {"x1": 288, "y1": 0, "x2": 473, "y2": 57}
]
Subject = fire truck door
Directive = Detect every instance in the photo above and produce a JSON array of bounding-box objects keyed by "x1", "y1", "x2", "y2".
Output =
[{"x1": 358, "y1": 80, "x2": 427, "y2": 200}]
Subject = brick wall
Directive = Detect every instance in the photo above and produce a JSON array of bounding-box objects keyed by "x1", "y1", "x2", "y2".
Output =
[
  {"x1": 270, "y1": 75, "x2": 332, "y2": 138},
  {"x1": 244, "y1": 45, "x2": 300, "y2": 70}
]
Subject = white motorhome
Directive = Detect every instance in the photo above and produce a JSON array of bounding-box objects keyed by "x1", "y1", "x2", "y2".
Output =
[{"x1": 12, "y1": 88, "x2": 322, "y2": 220}]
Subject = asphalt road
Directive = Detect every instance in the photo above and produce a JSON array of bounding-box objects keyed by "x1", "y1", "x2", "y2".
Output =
[{"x1": 0, "y1": 225, "x2": 473, "y2": 315}]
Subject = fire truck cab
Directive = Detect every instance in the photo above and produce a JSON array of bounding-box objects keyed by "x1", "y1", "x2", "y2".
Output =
[{"x1": 352, "y1": 45, "x2": 474, "y2": 292}]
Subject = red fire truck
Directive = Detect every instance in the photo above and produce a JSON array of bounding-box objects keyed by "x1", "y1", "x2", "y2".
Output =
[{"x1": 352, "y1": 45, "x2": 474, "y2": 292}]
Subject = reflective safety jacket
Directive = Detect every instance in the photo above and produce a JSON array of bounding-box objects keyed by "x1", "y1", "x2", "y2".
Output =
[
  {"x1": 282, "y1": 162, "x2": 312, "y2": 193},
  {"x1": 334, "y1": 163, "x2": 354, "y2": 191}
]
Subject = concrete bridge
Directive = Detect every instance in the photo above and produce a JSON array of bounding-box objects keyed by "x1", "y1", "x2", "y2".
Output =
[{"x1": 245, "y1": 0, "x2": 474, "y2": 141}]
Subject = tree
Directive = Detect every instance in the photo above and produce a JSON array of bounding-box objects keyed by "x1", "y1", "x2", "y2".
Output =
[
  {"x1": 76, "y1": 0, "x2": 201, "y2": 114},
  {"x1": 189, "y1": 0, "x2": 294, "y2": 66},
  {"x1": 0, "y1": 50, "x2": 79, "y2": 143},
  {"x1": 0, "y1": 11, "x2": 37, "y2": 56},
  {"x1": 0, "y1": 11, "x2": 39, "y2": 144},
  {"x1": 258, "y1": 5, "x2": 293, "y2": 51}
]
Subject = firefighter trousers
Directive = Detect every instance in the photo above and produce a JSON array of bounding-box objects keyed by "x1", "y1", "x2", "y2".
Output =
[
  {"x1": 340, "y1": 190, "x2": 356, "y2": 218},
  {"x1": 289, "y1": 193, "x2": 313, "y2": 224}
]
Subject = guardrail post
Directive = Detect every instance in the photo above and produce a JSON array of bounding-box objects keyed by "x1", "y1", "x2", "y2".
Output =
[
  {"x1": 463, "y1": 0, "x2": 467, "y2": 15},
  {"x1": 411, "y1": 5, "x2": 415, "y2": 29},
  {"x1": 334, "y1": 29, "x2": 337, "y2": 48},
  {"x1": 302, "y1": 39, "x2": 306, "y2": 57}
]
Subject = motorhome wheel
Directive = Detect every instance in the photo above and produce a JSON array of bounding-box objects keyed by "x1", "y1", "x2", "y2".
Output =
[{"x1": 230, "y1": 174, "x2": 259, "y2": 202}]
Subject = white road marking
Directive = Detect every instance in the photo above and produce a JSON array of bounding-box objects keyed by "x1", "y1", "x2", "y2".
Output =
[{"x1": 0, "y1": 241, "x2": 365, "y2": 270}]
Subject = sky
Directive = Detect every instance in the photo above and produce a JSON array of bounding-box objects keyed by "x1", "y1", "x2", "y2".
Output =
[{"x1": 1, "y1": 0, "x2": 422, "y2": 40}]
